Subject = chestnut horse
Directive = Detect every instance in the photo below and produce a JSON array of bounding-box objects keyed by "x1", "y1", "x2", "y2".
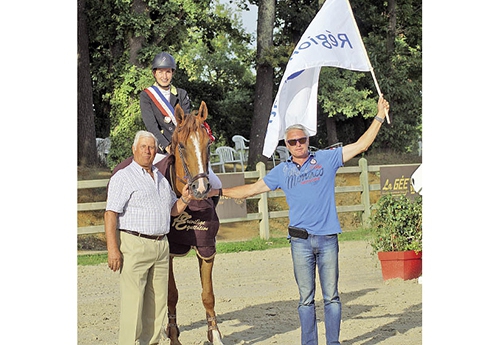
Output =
[{"x1": 154, "y1": 101, "x2": 224, "y2": 345}]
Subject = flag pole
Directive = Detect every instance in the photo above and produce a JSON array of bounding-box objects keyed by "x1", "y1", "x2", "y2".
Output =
[
  {"x1": 346, "y1": 0, "x2": 391, "y2": 124},
  {"x1": 370, "y1": 68, "x2": 391, "y2": 124}
]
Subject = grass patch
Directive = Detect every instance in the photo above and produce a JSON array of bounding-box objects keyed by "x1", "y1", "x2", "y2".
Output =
[
  {"x1": 339, "y1": 228, "x2": 371, "y2": 241},
  {"x1": 217, "y1": 237, "x2": 290, "y2": 253},
  {"x1": 78, "y1": 228, "x2": 371, "y2": 266},
  {"x1": 78, "y1": 253, "x2": 108, "y2": 266}
]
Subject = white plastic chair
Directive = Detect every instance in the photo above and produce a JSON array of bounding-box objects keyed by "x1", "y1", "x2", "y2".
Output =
[
  {"x1": 96, "y1": 137, "x2": 111, "y2": 165},
  {"x1": 232, "y1": 135, "x2": 249, "y2": 163},
  {"x1": 272, "y1": 146, "x2": 290, "y2": 166},
  {"x1": 232, "y1": 135, "x2": 249, "y2": 150},
  {"x1": 214, "y1": 146, "x2": 245, "y2": 172},
  {"x1": 210, "y1": 151, "x2": 225, "y2": 173}
]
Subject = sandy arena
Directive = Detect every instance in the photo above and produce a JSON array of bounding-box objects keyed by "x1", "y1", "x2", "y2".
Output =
[{"x1": 78, "y1": 240, "x2": 421, "y2": 344}]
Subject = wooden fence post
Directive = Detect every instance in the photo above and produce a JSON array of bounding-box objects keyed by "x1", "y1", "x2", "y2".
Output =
[
  {"x1": 359, "y1": 157, "x2": 371, "y2": 227},
  {"x1": 256, "y1": 162, "x2": 270, "y2": 240}
]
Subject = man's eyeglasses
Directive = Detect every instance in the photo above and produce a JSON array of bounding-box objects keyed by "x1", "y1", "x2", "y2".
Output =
[{"x1": 286, "y1": 137, "x2": 308, "y2": 146}]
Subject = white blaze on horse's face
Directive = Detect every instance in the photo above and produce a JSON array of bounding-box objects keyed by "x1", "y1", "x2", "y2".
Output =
[
  {"x1": 190, "y1": 132, "x2": 205, "y2": 174},
  {"x1": 187, "y1": 131, "x2": 210, "y2": 198}
]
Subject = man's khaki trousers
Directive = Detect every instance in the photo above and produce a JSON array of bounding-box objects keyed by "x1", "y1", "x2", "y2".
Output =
[{"x1": 118, "y1": 231, "x2": 169, "y2": 345}]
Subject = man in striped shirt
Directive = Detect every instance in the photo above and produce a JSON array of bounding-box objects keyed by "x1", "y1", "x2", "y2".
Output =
[{"x1": 104, "y1": 130, "x2": 192, "y2": 345}]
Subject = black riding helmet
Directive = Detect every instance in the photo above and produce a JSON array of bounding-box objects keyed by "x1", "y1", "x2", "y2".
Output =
[{"x1": 152, "y1": 52, "x2": 176, "y2": 71}]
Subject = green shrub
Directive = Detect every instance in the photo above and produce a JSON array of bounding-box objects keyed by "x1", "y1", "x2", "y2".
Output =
[
  {"x1": 369, "y1": 194, "x2": 422, "y2": 253},
  {"x1": 107, "y1": 65, "x2": 152, "y2": 170}
]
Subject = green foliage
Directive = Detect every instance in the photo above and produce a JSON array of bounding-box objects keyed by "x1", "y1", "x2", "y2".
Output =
[
  {"x1": 372, "y1": 32, "x2": 422, "y2": 153},
  {"x1": 318, "y1": 68, "x2": 377, "y2": 119},
  {"x1": 369, "y1": 194, "x2": 422, "y2": 253},
  {"x1": 354, "y1": 0, "x2": 422, "y2": 153},
  {"x1": 174, "y1": 8, "x2": 255, "y2": 142},
  {"x1": 107, "y1": 65, "x2": 151, "y2": 169},
  {"x1": 270, "y1": 0, "x2": 422, "y2": 153},
  {"x1": 85, "y1": 0, "x2": 422, "y2": 159},
  {"x1": 86, "y1": 0, "x2": 255, "y2": 158},
  {"x1": 86, "y1": 0, "x2": 255, "y2": 144}
]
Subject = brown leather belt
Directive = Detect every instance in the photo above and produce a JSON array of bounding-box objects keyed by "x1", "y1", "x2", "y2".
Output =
[{"x1": 119, "y1": 229, "x2": 167, "y2": 240}]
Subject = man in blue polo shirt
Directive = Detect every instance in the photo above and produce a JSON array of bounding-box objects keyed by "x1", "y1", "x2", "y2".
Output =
[{"x1": 220, "y1": 96, "x2": 390, "y2": 345}]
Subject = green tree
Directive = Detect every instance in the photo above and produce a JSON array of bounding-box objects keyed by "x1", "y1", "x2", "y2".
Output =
[
  {"x1": 175, "y1": 3, "x2": 255, "y2": 146},
  {"x1": 317, "y1": 68, "x2": 377, "y2": 147},
  {"x1": 85, "y1": 0, "x2": 254, "y2": 169},
  {"x1": 254, "y1": 0, "x2": 421, "y2": 154},
  {"x1": 350, "y1": 0, "x2": 422, "y2": 152},
  {"x1": 81, "y1": 0, "x2": 421, "y2": 168}
]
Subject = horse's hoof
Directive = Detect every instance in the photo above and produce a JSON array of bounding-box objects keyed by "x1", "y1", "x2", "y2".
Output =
[
  {"x1": 206, "y1": 315, "x2": 223, "y2": 345},
  {"x1": 165, "y1": 323, "x2": 182, "y2": 345},
  {"x1": 208, "y1": 328, "x2": 224, "y2": 345}
]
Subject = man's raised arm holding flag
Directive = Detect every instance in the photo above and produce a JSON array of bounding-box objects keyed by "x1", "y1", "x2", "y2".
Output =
[
  {"x1": 262, "y1": 0, "x2": 390, "y2": 158},
  {"x1": 218, "y1": 94, "x2": 389, "y2": 345},
  {"x1": 342, "y1": 95, "x2": 389, "y2": 162}
]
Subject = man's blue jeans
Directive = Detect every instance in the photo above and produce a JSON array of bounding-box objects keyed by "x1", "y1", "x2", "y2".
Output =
[{"x1": 290, "y1": 234, "x2": 341, "y2": 345}]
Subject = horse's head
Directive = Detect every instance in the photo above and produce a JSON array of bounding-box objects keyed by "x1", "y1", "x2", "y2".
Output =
[{"x1": 171, "y1": 101, "x2": 212, "y2": 199}]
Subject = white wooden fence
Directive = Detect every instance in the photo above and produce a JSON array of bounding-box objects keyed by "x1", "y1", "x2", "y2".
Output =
[{"x1": 77, "y1": 158, "x2": 418, "y2": 240}]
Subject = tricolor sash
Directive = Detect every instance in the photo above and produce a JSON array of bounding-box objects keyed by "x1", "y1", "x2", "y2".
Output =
[{"x1": 144, "y1": 85, "x2": 177, "y2": 126}]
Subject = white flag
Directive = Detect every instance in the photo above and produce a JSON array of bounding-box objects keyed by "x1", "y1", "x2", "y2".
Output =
[{"x1": 262, "y1": 0, "x2": 373, "y2": 158}]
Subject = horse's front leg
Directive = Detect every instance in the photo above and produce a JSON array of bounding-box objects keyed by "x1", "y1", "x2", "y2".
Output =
[
  {"x1": 198, "y1": 256, "x2": 224, "y2": 345},
  {"x1": 167, "y1": 255, "x2": 182, "y2": 345}
]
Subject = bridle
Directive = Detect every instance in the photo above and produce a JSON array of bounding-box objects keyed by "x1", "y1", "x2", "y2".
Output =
[
  {"x1": 176, "y1": 142, "x2": 210, "y2": 187},
  {"x1": 171, "y1": 120, "x2": 212, "y2": 198}
]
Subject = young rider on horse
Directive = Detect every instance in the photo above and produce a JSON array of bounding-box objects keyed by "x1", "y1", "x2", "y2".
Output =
[
  {"x1": 140, "y1": 51, "x2": 215, "y2": 153},
  {"x1": 140, "y1": 51, "x2": 221, "y2": 201}
]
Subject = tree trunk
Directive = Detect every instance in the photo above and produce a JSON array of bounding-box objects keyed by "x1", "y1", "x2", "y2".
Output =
[
  {"x1": 386, "y1": 0, "x2": 396, "y2": 58},
  {"x1": 326, "y1": 116, "x2": 339, "y2": 145},
  {"x1": 248, "y1": 0, "x2": 276, "y2": 169},
  {"x1": 78, "y1": 0, "x2": 98, "y2": 167},
  {"x1": 129, "y1": 0, "x2": 147, "y2": 66}
]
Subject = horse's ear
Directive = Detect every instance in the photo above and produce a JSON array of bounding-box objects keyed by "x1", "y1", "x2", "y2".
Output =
[
  {"x1": 197, "y1": 101, "x2": 208, "y2": 122},
  {"x1": 174, "y1": 104, "x2": 184, "y2": 124}
]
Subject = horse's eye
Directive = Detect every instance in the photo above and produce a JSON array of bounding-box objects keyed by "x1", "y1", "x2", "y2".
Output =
[{"x1": 179, "y1": 143, "x2": 185, "y2": 150}]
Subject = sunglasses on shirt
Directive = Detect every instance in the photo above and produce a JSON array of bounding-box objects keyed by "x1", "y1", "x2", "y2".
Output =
[{"x1": 286, "y1": 137, "x2": 308, "y2": 146}]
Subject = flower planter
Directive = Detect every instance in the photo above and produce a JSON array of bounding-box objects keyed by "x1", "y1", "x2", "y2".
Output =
[{"x1": 377, "y1": 251, "x2": 422, "y2": 281}]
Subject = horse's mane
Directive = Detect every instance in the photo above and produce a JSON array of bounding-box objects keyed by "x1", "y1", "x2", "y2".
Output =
[{"x1": 171, "y1": 112, "x2": 200, "y2": 149}]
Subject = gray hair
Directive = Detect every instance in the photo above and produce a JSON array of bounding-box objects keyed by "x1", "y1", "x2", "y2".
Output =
[
  {"x1": 284, "y1": 124, "x2": 310, "y2": 138},
  {"x1": 133, "y1": 130, "x2": 158, "y2": 148}
]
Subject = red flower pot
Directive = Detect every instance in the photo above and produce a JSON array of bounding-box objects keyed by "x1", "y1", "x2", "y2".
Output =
[{"x1": 377, "y1": 251, "x2": 422, "y2": 281}]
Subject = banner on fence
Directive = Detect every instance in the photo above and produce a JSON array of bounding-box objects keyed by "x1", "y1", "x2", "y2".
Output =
[{"x1": 380, "y1": 164, "x2": 421, "y2": 199}]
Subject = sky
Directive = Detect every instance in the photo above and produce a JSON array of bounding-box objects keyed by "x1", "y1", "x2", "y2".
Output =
[{"x1": 221, "y1": 0, "x2": 258, "y2": 35}]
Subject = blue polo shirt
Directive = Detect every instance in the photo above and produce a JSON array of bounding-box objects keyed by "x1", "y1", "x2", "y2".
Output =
[{"x1": 263, "y1": 148, "x2": 344, "y2": 235}]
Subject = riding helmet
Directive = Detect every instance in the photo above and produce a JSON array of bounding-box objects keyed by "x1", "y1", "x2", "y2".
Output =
[{"x1": 152, "y1": 52, "x2": 176, "y2": 70}]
